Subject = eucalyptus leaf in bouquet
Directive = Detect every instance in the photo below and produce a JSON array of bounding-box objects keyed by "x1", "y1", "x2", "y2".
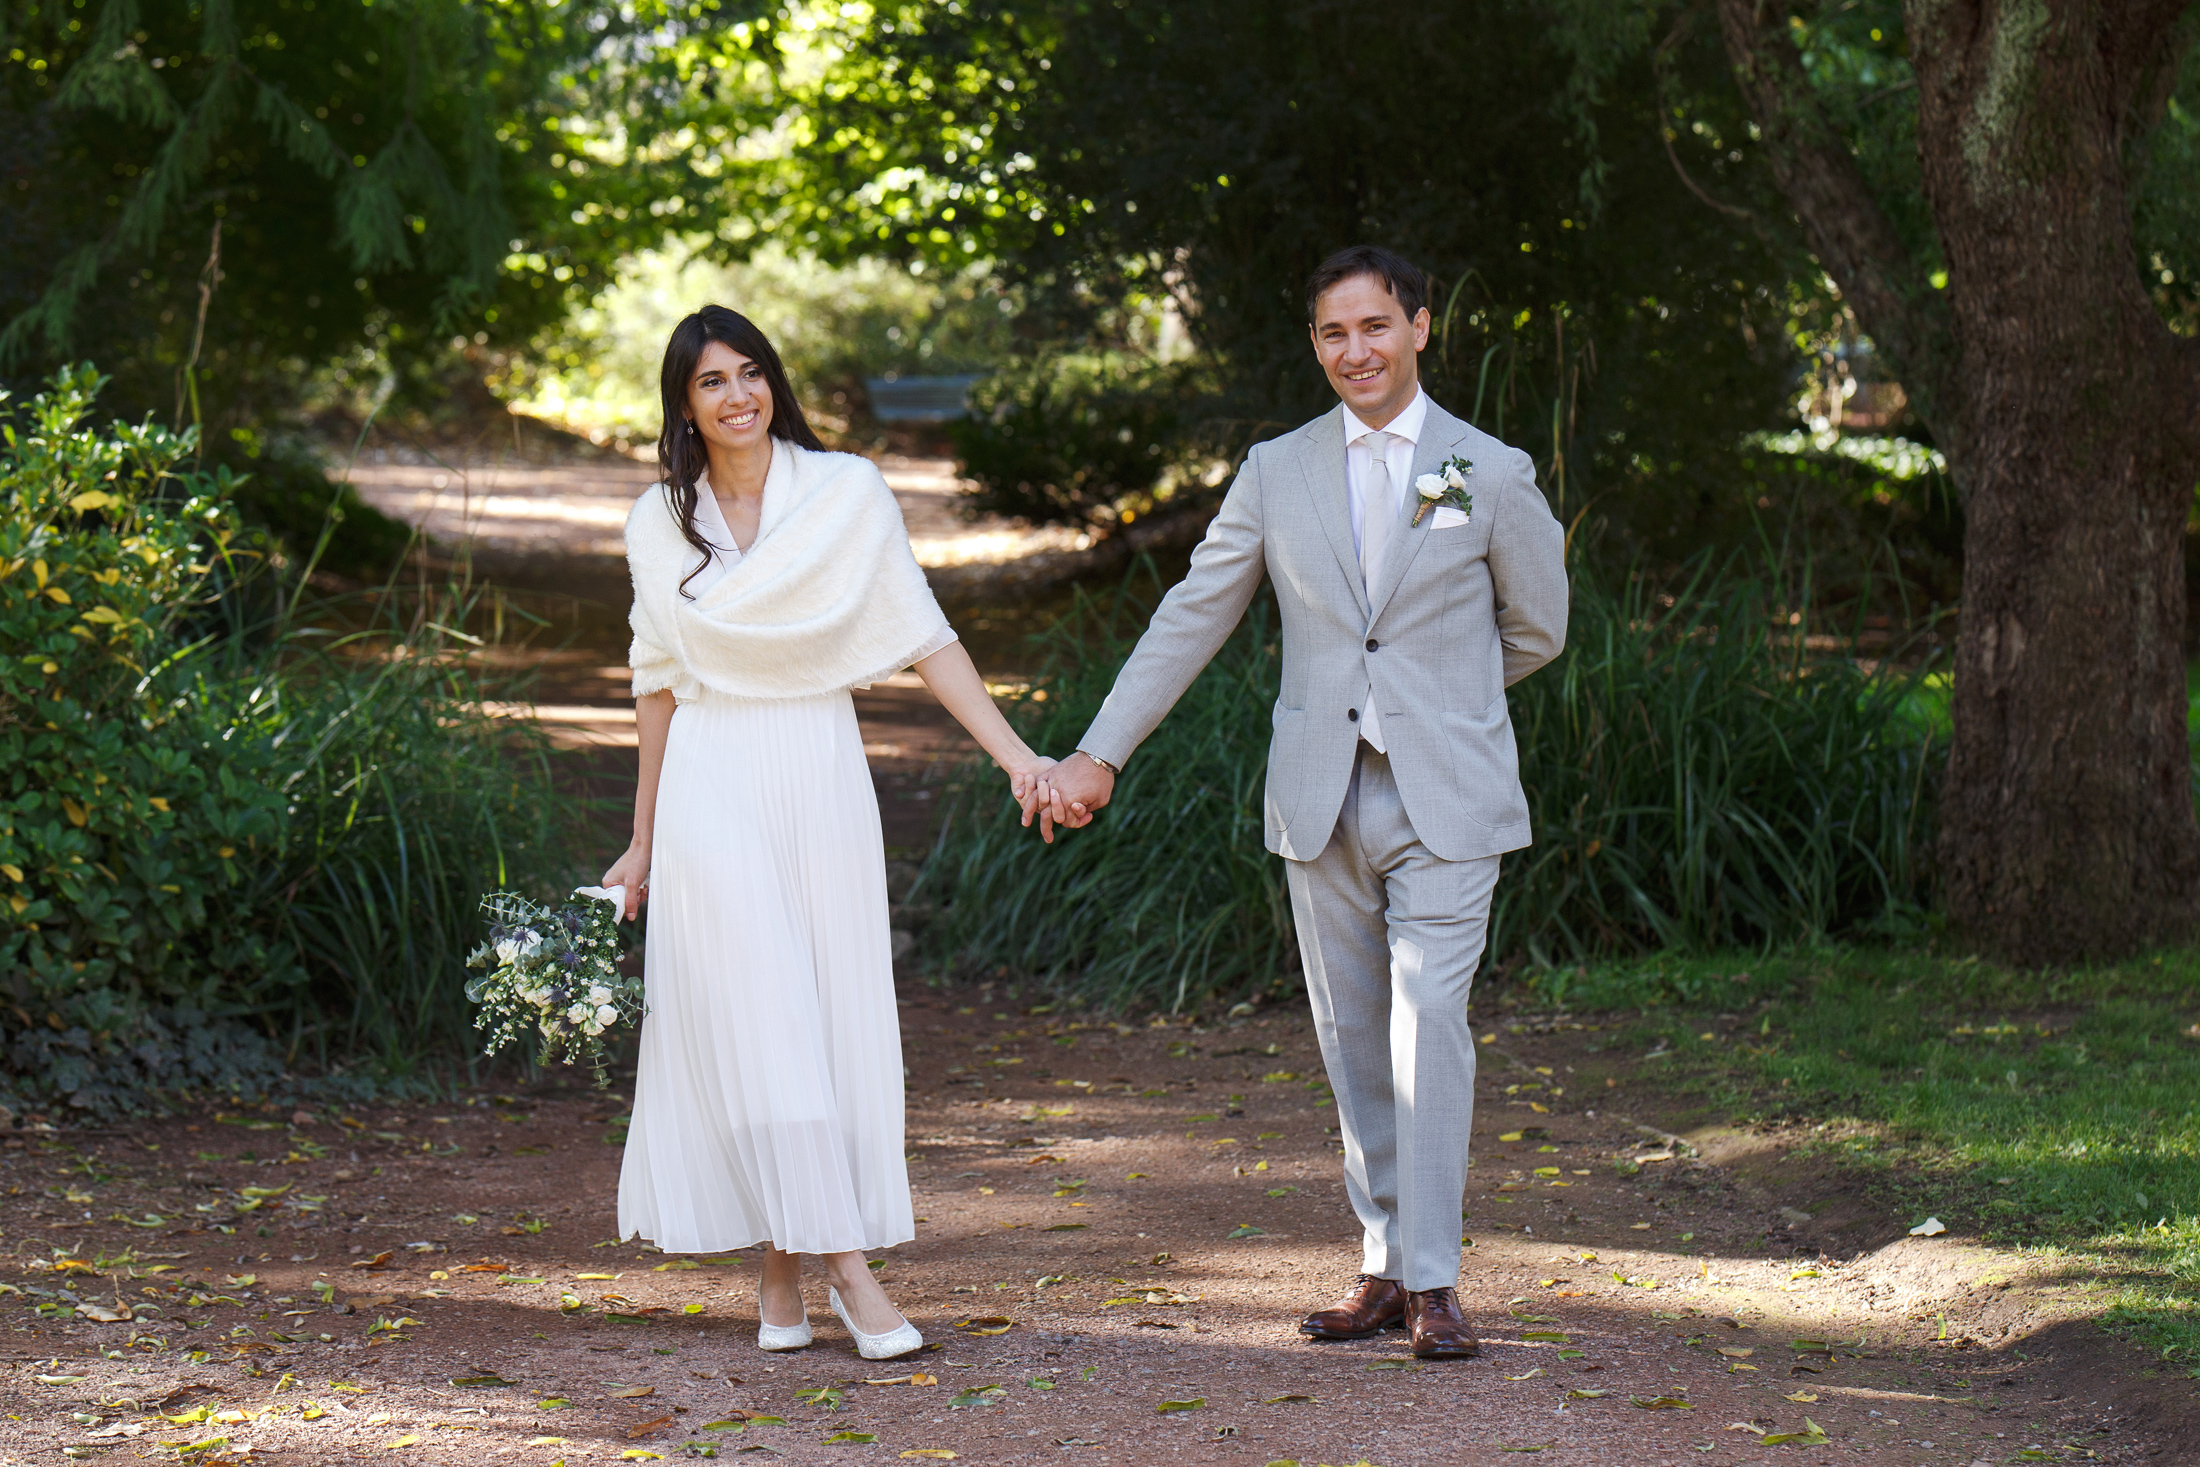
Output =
[{"x1": 467, "y1": 886, "x2": 642, "y2": 1086}]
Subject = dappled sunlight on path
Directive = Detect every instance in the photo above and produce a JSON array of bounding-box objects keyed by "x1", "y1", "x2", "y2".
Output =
[{"x1": 0, "y1": 995, "x2": 2166, "y2": 1465}]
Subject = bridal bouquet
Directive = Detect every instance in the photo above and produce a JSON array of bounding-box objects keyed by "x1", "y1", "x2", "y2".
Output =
[{"x1": 466, "y1": 885, "x2": 641, "y2": 1087}]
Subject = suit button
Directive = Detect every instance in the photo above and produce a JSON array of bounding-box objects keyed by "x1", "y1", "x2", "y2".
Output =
[
  {"x1": 1347, "y1": 708, "x2": 1359, "y2": 722},
  {"x1": 1365, "y1": 638, "x2": 1379, "y2": 652}
]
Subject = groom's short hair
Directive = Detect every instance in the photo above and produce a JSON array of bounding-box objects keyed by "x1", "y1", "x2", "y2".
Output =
[{"x1": 1305, "y1": 246, "x2": 1428, "y2": 325}]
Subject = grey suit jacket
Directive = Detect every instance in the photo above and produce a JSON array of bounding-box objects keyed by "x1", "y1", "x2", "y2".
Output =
[{"x1": 1079, "y1": 397, "x2": 1568, "y2": 863}]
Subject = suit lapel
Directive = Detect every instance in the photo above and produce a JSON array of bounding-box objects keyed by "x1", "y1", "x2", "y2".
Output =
[
  {"x1": 1367, "y1": 402, "x2": 1468, "y2": 624},
  {"x1": 1293, "y1": 408, "x2": 1368, "y2": 622}
]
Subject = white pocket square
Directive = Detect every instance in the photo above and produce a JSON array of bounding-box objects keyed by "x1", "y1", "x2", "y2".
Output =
[{"x1": 1431, "y1": 506, "x2": 1469, "y2": 530}]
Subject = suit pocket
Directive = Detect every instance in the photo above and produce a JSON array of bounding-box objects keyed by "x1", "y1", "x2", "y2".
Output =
[{"x1": 1439, "y1": 696, "x2": 1527, "y2": 828}]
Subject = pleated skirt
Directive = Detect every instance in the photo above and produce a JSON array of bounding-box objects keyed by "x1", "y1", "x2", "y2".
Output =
[{"x1": 616, "y1": 689, "x2": 912, "y2": 1255}]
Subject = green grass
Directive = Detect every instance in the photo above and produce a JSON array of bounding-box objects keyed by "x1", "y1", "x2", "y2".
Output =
[{"x1": 1527, "y1": 948, "x2": 2200, "y2": 1374}]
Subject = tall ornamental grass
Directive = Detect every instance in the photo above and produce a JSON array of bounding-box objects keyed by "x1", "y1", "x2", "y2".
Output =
[
  {"x1": 919, "y1": 555, "x2": 1940, "y2": 1011},
  {"x1": 0, "y1": 366, "x2": 582, "y2": 1117}
]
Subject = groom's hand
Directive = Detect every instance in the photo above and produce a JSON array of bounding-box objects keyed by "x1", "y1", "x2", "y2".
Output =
[{"x1": 1038, "y1": 752, "x2": 1115, "y2": 842}]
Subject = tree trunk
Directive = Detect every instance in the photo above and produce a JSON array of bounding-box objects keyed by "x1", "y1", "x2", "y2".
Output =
[
  {"x1": 1911, "y1": 2, "x2": 2200, "y2": 962},
  {"x1": 1717, "y1": 0, "x2": 2200, "y2": 963}
]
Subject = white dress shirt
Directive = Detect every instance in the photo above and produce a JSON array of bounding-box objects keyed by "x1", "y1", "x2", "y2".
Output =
[
  {"x1": 1342, "y1": 385, "x2": 1428, "y2": 562},
  {"x1": 1340, "y1": 386, "x2": 1427, "y2": 752}
]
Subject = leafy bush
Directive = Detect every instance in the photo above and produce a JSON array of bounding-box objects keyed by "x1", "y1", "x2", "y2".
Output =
[
  {"x1": 949, "y1": 357, "x2": 1214, "y2": 529},
  {"x1": 918, "y1": 575, "x2": 1292, "y2": 1013},
  {"x1": 0, "y1": 366, "x2": 578, "y2": 1117},
  {"x1": 918, "y1": 554, "x2": 1941, "y2": 1012}
]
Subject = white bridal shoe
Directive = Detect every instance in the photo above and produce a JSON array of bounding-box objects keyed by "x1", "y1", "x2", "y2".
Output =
[
  {"x1": 756, "y1": 1305, "x2": 813, "y2": 1352},
  {"x1": 828, "y1": 1286, "x2": 924, "y2": 1360}
]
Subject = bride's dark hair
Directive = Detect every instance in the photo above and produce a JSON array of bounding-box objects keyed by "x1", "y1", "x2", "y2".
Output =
[{"x1": 657, "y1": 305, "x2": 825, "y2": 597}]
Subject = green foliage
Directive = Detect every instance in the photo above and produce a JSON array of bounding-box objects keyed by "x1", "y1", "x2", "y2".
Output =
[
  {"x1": 1, "y1": 366, "x2": 309, "y2": 1109},
  {"x1": 761, "y1": 0, "x2": 1806, "y2": 565},
  {"x1": 0, "y1": 366, "x2": 578, "y2": 1116},
  {"x1": 919, "y1": 552, "x2": 1940, "y2": 1011},
  {"x1": 502, "y1": 247, "x2": 1024, "y2": 446},
  {"x1": 919, "y1": 574, "x2": 1292, "y2": 1014},
  {"x1": 2, "y1": 0, "x2": 788, "y2": 428},
  {"x1": 949, "y1": 357, "x2": 1215, "y2": 529},
  {"x1": 1496, "y1": 551, "x2": 1940, "y2": 964},
  {"x1": 1539, "y1": 946, "x2": 2200, "y2": 1373}
]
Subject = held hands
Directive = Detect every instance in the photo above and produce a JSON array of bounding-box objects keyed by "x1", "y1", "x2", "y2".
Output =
[
  {"x1": 600, "y1": 842, "x2": 651, "y2": 921},
  {"x1": 1023, "y1": 751, "x2": 1114, "y2": 843},
  {"x1": 1007, "y1": 754, "x2": 1058, "y2": 814}
]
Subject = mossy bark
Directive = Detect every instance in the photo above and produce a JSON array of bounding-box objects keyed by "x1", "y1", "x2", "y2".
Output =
[{"x1": 1718, "y1": 0, "x2": 2200, "y2": 963}]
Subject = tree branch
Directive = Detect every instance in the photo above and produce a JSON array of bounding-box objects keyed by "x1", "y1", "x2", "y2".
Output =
[{"x1": 1713, "y1": 0, "x2": 1957, "y2": 444}]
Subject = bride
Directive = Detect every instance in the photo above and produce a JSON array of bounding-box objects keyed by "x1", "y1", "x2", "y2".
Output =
[{"x1": 600, "y1": 305, "x2": 1052, "y2": 1360}]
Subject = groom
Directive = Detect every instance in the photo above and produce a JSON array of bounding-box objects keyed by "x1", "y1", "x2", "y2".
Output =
[{"x1": 1036, "y1": 245, "x2": 1567, "y2": 1358}]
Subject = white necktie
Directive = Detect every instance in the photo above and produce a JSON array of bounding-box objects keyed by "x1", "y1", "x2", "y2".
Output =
[
  {"x1": 1358, "y1": 432, "x2": 1392, "y2": 752},
  {"x1": 1359, "y1": 431, "x2": 1394, "y2": 594}
]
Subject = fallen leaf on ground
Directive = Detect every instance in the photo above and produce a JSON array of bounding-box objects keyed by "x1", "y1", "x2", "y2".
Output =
[
  {"x1": 1043, "y1": 1224, "x2": 1088, "y2": 1231},
  {"x1": 901, "y1": 1454, "x2": 958, "y2": 1461},
  {"x1": 1716, "y1": 1347, "x2": 1753, "y2": 1358},
  {"x1": 1725, "y1": 1423, "x2": 1766, "y2": 1436},
  {"x1": 1264, "y1": 1393, "x2": 1316, "y2": 1404},
  {"x1": 449, "y1": 1375, "x2": 517, "y2": 1388},
  {"x1": 821, "y1": 1432, "x2": 877, "y2": 1443},
  {"x1": 1365, "y1": 1359, "x2": 1420, "y2": 1372},
  {"x1": 1565, "y1": 1389, "x2": 1609, "y2": 1400},
  {"x1": 612, "y1": 1386, "x2": 655, "y2": 1398},
  {"x1": 1507, "y1": 1368, "x2": 1545, "y2": 1381},
  {"x1": 349, "y1": 1252, "x2": 393, "y2": 1270},
  {"x1": 1630, "y1": 1396, "x2": 1694, "y2": 1410},
  {"x1": 1783, "y1": 1392, "x2": 1819, "y2": 1403},
  {"x1": 1521, "y1": 1332, "x2": 1569, "y2": 1343},
  {"x1": 655, "y1": 1260, "x2": 702, "y2": 1271},
  {"x1": 460, "y1": 1263, "x2": 508, "y2": 1274},
  {"x1": 1761, "y1": 1419, "x2": 1831, "y2": 1446},
  {"x1": 1156, "y1": 1398, "x2": 1204, "y2": 1413},
  {"x1": 383, "y1": 1435, "x2": 421, "y2": 1449},
  {"x1": 625, "y1": 1413, "x2": 674, "y2": 1437},
  {"x1": 954, "y1": 1317, "x2": 1014, "y2": 1334},
  {"x1": 1226, "y1": 1224, "x2": 1266, "y2": 1239},
  {"x1": 1133, "y1": 1319, "x2": 1179, "y2": 1330}
]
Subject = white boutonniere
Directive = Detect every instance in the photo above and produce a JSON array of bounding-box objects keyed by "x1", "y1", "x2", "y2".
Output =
[{"x1": 1410, "y1": 456, "x2": 1474, "y2": 527}]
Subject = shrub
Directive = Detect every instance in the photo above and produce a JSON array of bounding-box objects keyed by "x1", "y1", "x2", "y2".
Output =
[
  {"x1": 948, "y1": 357, "x2": 1214, "y2": 530},
  {"x1": 0, "y1": 365, "x2": 579, "y2": 1117},
  {"x1": 918, "y1": 554, "x2": 1941, "y2": 1011}
]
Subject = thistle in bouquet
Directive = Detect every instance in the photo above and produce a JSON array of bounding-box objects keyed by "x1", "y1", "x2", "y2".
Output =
[{"x1": 467, "y1": 885, "x2": 643, "y2": 1087}]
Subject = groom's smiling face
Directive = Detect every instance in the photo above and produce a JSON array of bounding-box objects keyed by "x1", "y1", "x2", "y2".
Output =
[{"x1": 1311, "y1": 273, "x2": 1432, "y2": 429}]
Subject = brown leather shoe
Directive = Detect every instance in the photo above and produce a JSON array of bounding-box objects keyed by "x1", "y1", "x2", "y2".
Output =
[
  {"x1": 1404, "y1": 1287, "x2": 1480, "y2": 1358},
  {"x1": 1298, "y1": 1274, "x2": 1406, "y2": 1340}
]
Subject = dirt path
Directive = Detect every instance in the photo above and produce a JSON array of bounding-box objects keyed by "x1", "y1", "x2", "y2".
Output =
[{"x1": 0, "y1": 999, "x2": 2188, "y2": 1466}]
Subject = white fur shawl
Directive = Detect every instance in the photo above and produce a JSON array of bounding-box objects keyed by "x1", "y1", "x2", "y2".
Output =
[{"x1": 625, "y1": 442, "x2": 952, "y2": 701}]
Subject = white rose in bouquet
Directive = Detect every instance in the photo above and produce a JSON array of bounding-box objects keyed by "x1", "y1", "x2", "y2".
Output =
[
  {"x1": 595, "y1": 1003, "x2": 619, "y2": 1027},
  {"x1": 566, "y1": 1002, "x2": 592, "y2": 1025},
  {"x1": 588, "y1": 985, "x2": 614, "y2": 1006}
]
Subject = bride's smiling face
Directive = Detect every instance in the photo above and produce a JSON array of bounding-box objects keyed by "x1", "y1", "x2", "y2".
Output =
[{"x1": 685, "y1": 340, "x2": 774, "y2": 452}]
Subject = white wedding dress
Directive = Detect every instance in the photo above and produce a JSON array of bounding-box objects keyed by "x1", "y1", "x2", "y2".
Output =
[{"x1": 617, "y1": 485, "x2": 946, "y2": 1255}]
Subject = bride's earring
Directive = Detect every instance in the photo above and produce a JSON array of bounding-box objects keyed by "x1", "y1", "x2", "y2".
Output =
[{"x1": 687, "y1": 421, "x2": 697, "y2": 435}]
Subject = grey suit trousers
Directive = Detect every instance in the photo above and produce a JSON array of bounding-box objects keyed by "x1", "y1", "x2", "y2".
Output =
[{"x1": 1287, "y1": 745, "x2": 1498, "y2": 1291}]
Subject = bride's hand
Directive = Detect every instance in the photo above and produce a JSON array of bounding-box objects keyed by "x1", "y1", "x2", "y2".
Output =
[
  {"x1": 1010, "y1": 755, "x2": 1058, "y2": 824},
  {"x1": 601, "y1": 842, "x2": 651, "y2": 921}
]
